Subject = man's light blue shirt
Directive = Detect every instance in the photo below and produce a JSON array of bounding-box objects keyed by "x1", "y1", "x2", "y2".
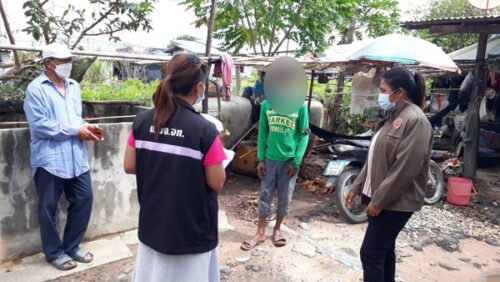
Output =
[{"x1": 23, "y1": 72, "x2": 89, "y2": 179}]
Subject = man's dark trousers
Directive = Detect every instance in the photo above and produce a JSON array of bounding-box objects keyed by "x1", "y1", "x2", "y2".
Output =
[{"x1": 34, "y1": 168, "x2": 93, "y2": 262}]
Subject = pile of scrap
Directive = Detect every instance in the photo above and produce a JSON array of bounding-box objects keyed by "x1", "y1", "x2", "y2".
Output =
[{"x1": 300, "y1": 177, "x2": 331, "y2": 194}]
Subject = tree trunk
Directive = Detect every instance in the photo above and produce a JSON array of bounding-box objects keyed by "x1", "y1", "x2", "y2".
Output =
[
  {"x1": 463, "y1": 33, "x2": 489, "y2": 178},
  {"x1": 330, "y1": 18, "x2": 355, "y2": 132},
  {"x1": 203, "y1": 0, "x2": 217, "y2": 114},
  {"x1": 0, "y1": 0, "x2": 20, "y2": 69}
]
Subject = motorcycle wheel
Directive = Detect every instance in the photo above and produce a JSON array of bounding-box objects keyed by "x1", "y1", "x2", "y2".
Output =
[
  {"x1": 424, "y1": 160, "x2": 444, "y2": 205},
  {"x1": 334, "y1": 168, "x2": 368, "y2": 224}
]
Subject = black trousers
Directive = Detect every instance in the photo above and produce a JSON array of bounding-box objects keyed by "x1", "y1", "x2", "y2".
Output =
[
  {"x1": 360, "y1": 209, "x2": 413, "y2": 282},
  {"x1": 34, "y1": 168, "x2": 93, "y2": 262}
]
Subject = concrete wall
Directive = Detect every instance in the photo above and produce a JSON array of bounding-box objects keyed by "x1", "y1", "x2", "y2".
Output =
[
  {"x1": 0, "y1": 123, "x2": 137, "y2": 262},
  {"x1": 0, "y1": 101, "x2": 147, "y2": 129},
  {"x1": 0, "y1": 98, "x2": 324, "y2": 262}
]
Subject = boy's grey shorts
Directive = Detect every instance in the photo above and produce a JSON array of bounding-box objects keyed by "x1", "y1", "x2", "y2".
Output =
[{"x1": 258, "y1": 158, "x2": 298, "y2": 217}]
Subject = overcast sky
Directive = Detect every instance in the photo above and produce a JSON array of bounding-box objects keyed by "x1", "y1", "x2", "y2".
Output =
[{"x1": 0, "y1": 0, "x2": 431, "y2": 51}]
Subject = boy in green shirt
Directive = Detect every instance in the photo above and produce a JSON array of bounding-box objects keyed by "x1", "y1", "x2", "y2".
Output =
[{"x1": 241, "y1": 100, "x2": 309, "y2": 250}]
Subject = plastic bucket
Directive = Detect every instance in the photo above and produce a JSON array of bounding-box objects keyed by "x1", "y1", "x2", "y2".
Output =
[{"x1": 447, "y1": 177, "x2": 477, "y2": 206}]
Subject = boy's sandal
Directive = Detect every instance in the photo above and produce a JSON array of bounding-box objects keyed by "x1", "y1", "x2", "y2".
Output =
[
  {"x1": 51, "y1": 254, "x2": 77, "y2": 271},
  {"x1": 69, "y1": 249, "x2": 94, "y2": 263},
  {"x1": 273, "y1": 234, "x2": 287, "y2": 247},
  {"x1": 241, "y1": 238, "x2": 265, "y2": 251}
]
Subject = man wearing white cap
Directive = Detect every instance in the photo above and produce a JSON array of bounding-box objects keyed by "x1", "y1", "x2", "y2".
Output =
[{"x1": 23, "y1": 43, "x2": 99, "y2": 270}]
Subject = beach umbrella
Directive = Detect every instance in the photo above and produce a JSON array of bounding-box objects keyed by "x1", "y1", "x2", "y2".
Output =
[{"x1": 347, "y1": 33, "x2": 460, "y2": 72}]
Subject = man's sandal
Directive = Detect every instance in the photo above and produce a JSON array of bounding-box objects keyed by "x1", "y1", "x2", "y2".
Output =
[
  {"x1": 51, "y1": 254, "x2": 77, "y2": 271},
  {"x1": 241, "y1": 238, "x2": 265, "y2": 251},
  {"x1": 272, "y1": 234, "x2": 286, "y2": 247},
  {"x1": 69, "y1": 249, "x2": 94, "y2": 263}
]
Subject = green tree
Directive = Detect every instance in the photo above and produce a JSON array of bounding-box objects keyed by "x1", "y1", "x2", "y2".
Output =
[
  {"x1": 179, "y1": 0, "x2": 352, "y2": 55},
  {"x1": 22, "y1": 0, "x2": 155, "y2": 49},
  {"x1": 410, "y1": 0, "x2": 494, "y2": 53},
  {"x1": 328, "y1": 0, "x2": 398, "y2": 131},
  {"x1": 336, "y1": 0, "x2": 400, "y2": 44},
  {"x1": 0, "y1": 0, "x2": 156, "y2": 101},
  {"x1": 0, "y1": 0, "x2": 155, "y2": 81}
]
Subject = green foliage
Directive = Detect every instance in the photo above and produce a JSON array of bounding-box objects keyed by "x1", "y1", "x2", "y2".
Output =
[
  {"x1": 0, "y1": 82, "x2": 27, "y2": 100},
  {"x1": 308, "y1": 80, "x2": 352, "y2": 102},
  {"x1": 81, "y1": 59, "x2": 114, "y2": 84},
  {"x1": 0, "y1": 63, "x2": 44, "y2": 100},
  {"x1": 337, "y1": 0, "x2": 400, "y2": 43},
  {"x1": 81, "y1": 78, "x2": 159, "y2": 105},
  {"x1": 336, "y1": 94, "x2": 371, "y2": 135},
  {"x1": 410, "y1": 0, "x2": 496, "y2": 53},
  {"x1": 22, "y1": 0, "x2": 155, "y2": 48},
  {"x1": 1, "y1": 0, "x2": 156, "y2": 100},
  {"x1": 180, "y1": 0, "x2": 352, "y2": 55}
]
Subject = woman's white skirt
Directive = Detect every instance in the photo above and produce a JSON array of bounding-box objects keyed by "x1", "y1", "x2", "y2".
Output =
[{"x1": 133, "y1": 241, "x2": 220, "y2": 282}]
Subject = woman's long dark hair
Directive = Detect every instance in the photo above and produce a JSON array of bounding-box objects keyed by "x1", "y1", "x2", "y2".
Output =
[
  {"x1": 152, "y1": 53, "x2": 206, "y2": 139},
  {"x1": 382, "y1": 67, "x2": 425, "y2": 108}
]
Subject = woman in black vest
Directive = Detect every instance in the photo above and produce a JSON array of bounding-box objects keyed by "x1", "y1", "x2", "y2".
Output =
[{"x1": 123, "y1": 53, "x2": 227, "y2": 282}]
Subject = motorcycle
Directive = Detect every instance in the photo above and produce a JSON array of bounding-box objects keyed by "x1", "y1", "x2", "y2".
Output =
[{"x1": 310, "y1": 123, "x2": 444, "y2": 224}]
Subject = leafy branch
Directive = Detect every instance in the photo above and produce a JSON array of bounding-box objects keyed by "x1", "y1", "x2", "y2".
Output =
[{"x1": 22, "y1": 0, "x2": 155, "y2": 50}]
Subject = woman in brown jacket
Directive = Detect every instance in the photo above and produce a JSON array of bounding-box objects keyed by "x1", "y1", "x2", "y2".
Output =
[{"x1": 345, "y1": 67, "x2": 433, "y2": 282}]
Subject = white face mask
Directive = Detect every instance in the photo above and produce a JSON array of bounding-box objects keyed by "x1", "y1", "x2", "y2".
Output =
[
  {"x1": 193, "y1": 84, "x2": 206, "y2": 106},
  {"x1": 54, "y1": 63, "x2": 72, "y2": 79}
]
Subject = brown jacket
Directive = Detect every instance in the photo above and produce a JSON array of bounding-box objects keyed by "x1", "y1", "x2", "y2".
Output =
[{"x1": 349, "y1": 102, "x2": 433, "y2": 212}]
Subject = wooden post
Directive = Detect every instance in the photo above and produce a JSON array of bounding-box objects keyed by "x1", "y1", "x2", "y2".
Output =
[
  {"x1": 330, "y1": 72, "x2": 346, "y2": 132},
  {"x1": 235, "y1": 67, "x2": 241, "y2": 96},
  {"x1": 329, "y1": 18, "x2": 354, "y2": 132},
  {"x1": 463, "y1": 33, "x2": 489, "y2": 178},
  {"x1": 308, "y1": 70, "x2": 315, "y2": 111}
]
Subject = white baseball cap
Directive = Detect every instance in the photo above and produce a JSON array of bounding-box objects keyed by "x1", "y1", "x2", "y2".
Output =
[{"x1": 42, "y1": 43, "x2": 74, "y2": 60}]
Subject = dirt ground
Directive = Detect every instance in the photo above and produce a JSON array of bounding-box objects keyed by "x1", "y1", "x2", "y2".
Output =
[{"x1": 50, "y1": 172, "x2": 500, "y2": 282}]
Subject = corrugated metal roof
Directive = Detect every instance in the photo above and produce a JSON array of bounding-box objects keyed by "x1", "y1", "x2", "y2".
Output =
[
  {"x1": 166, "y1": 40, "x2": 221, "y2": 55},
  {"x1": 449, "y1": 35, "x2": 500, "y2": 60},
  {"x1": 401, "y1": 15, "x2": 500, "y2": 28}
]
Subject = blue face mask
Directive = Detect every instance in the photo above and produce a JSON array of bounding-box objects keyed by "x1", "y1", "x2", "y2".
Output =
[
  {"x1": 193, "y1": 85, "x2": 206, "y2": 106},
  {"x1": 194, "y1": 92, "x2": 205, "y2": 106},
  {"x1": 378, "y1": 89, "x2": 397, "y2": 111}
]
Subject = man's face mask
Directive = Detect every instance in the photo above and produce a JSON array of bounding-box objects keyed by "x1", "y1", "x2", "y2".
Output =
[{"x1": 49, "y1": 59, "x2": 72, "y2": 79}]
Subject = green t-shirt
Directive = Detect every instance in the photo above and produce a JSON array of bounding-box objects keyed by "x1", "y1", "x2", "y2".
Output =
[{"x1": 257, "y1": 100, "x2": 309, "y2": 167}]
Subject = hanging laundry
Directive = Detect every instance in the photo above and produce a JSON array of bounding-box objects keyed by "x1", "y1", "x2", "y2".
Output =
[{"x1": 219, "y1": 53, "x2": 233, "y2": 102}]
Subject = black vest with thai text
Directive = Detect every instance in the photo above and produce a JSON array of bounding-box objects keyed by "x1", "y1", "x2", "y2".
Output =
[{"x1": 132, "y1": 99, "x2": 219, "y2": 255}]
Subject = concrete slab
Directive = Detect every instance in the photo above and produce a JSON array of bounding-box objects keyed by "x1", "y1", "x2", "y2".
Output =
[
  {"x1": 120, "y1": 229, "x2": 139, "y2": 245},
  {"x1": 0, "y1": 236, "x2": 132, "y2": 282},
  {"x1": 269, "y1": 220, "x2": 362, "y2": 272},
  {"x1": 218, "y1": 210, "x2": 234, "y2": 232}
]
